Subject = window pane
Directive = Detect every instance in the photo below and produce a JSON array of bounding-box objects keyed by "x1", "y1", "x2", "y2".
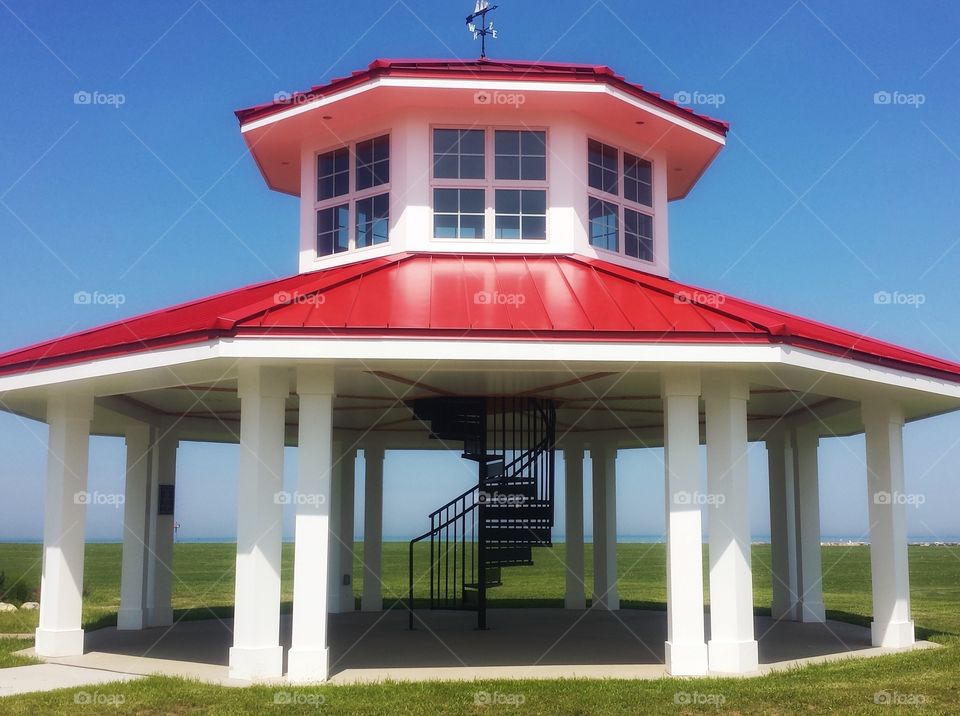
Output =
[
  {"x1": 460, "y1": 155, "x2": 485, "y2": 180},
  {"x1": 495, "y1": 156, "x2": 520, "y2": 181},
  {"x1": 521, "y1": 130, "x2": 546, "y2": 156},
  {"x1": 460, "y1": 188, "x2": 485, "y2": 214},
  {"x1": 624, "y1": 208, "x2": 653, "y2": 261},
  {"x1": 495, "y1": 189, "x2": 520, "y2": 215},
  {"x1": 356, "y1": 193, "x2": 389, "y2": 248},
  {"x1": 434, "y1": 155, "x2": 459, "y2": 179},
  {"x1": 495, "y1": 130, "x2": 520, "y2": 155},
  {"x1": 624, "y1": 153, "x2": 652, "y2": 205},
  {"x1": 434, "y1": 189, "x2": 485, "y2": 239},
  {"x1": 434, "y1": 214, "x2": 458, "y2": 239},
  {"x1": 588, "y1": 140, "x2": 618, "y2": 194},
  {"x1": 496, "y1": 215, "x2": 521, "y2": 240},
  {"x1": 589, "y1": 197, "x2": 619, "y2": 251},
  {"x1": 521, "y1": 190, "x2": 546, "y2": 215},
  {"x1": 317, "y1": 204, "x2": 349, "y2": 257},
  {"x1": 460, "y1": 214, "x2": 485, "y2": 239},
  {"x1": 356, "y1": 166, "x2": 373, "y2": 191},
  {"x1": 318, "y1": 147, "x2": 349, "y2": 201},
  {"x1": 373, "y1": 135, "x2": 390, "y2": 161},
  {"x1": 434, "y1": 188, "x2": 459, "y2": 213},
  {"x1": 495, "y1": 130, "x2": 546, "y2": 181},
  {"x1": 355, "y1": 135, "x2": 389, "y2": 191},
  {"x1": 373, "y1": 159, "x2": 390, "y2": 186},
  {"x1": 434, "y1": 129, "x2": 459, "y2": 154},
  {"x1": 434, "y1": 128, "x2": 486, "y2": 180},
  {"x1": 522, "y1": 216, "x2": 546, "y2": 240},
  {"x1": 521, "y1": 156, "x2": 546, "y2": 181},
  {"x1": 460, "y1": 129, "x2": 485, "y2": 155}
]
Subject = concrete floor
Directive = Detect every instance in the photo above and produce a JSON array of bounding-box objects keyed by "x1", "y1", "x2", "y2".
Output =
[{"x1": 21, "y1": 609, "x2": 937, "y2": 685}]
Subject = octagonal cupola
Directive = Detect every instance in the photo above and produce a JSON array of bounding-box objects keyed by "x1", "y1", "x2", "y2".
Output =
[{"x1": 236, "y1": 59, "x2": 728, "y2": 277}]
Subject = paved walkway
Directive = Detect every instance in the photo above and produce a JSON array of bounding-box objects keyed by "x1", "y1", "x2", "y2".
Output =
[{"x1": 0, "y1": 663, "x2": 141, "y2": 698}]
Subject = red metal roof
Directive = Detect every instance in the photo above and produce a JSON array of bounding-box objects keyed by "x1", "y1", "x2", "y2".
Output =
[
  {"x1": 1, "y1": 252, "x2": 959, "y2": 383},
  {"x1": 234, "y1": 58, "x2": 729, "y2": 136}
]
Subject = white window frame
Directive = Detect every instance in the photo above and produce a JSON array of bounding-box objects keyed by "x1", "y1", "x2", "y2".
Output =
[
  {"x1": 585, "y1": 135, "x2": 656, "y2": 265},
  {"x1": 313, "y1": 131, "x2": 392, "y2": 257},
  {"x1": 430, "y1": 125, "x2": 549, "y2": 243}
]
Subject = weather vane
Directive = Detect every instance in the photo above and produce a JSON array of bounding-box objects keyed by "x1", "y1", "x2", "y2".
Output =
[{"x1": 466, "y1": 1, "x2": 499, "y2": 59}]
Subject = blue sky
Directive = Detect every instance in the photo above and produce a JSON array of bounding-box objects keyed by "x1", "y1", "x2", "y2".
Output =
[{"x1": 1, "y1": 1, "x2": 959, "y2": 542}]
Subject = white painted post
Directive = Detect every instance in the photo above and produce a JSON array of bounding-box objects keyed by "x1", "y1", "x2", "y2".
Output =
[
  {"x1": 863, "y1": 398, "x2": 915, "y2": 648},
  {"x1": 35, "y1": 391, "x2": 93, "y2": 658},
  {"x1": 766, "y1": 432, "x2": 799, "y2": 621},
  {"x1": 705, "y1": 373, "x2": 758, "y2": 674},
  {"x1": 361, "y1": 445, "x2": 385, "y2": 612},
  {"x1": 563, "y1": 445, "x2": 585, "y2": 610},
  {"x1": 118, "y1": 423, "x2": 153, "y2": 631},
  {"x1": 288, "y1": 365, "x2": 335, "y2": 683},
  {"x1": 145, "y1": 432, "x2": 177, "y2": 628},
  {"x1": 228, "y1": 365, "x2": 289, "y2": 681},
  {"x1": 337, "y1": 447, "x2": 357, "y2": 613},
  {"x1": 661, "y1": 369, "x2": 708, "y2": 676},
  {"x1": 591, "y1": 444, "x2": 619, "y2": 610},
  {"x1": 792, "y1": 427, "x2": 825, "y2": 623},
  {"x1": 327, "y1": 444, "x2": 342, "y2": 614}
]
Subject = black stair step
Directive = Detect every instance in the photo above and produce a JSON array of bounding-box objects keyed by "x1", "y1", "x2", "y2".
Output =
[
  {"x1": 464, "y1": 565, "x2": 502, "y2": 588},
  {"x1": 484, "y1": 526, "x2": 552, "y2": 544},
  {"x1": 482, "y1": 504, "x2": 553, "y2": 520},
  {"x1": 483, "y1": 545, "x2": 533, "y2": 563}
]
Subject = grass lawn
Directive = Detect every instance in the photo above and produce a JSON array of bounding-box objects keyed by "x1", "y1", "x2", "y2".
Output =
[{"x1": 1, "y1": 541, "x2": 959, "y2": 714}]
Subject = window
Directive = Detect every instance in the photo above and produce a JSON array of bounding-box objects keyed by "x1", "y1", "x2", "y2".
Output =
[
  {"x1": 495, "y1": 130, "x2": 546, "y2": 181},
  {"x1": 432, "y1": 127, "x2": 548, "y2": 241},
  {"x1": 586, "y1": 139, "x2": 655, "y2": 261},
  {"x1": 434, "y1": 129, "x2": 485, "y2": 179},
  {"x1": 496, "y1": 189, "x2": 546, "y2": 240},
  {"x1": 434, "y1": 189, "x2": 485, "y2": 239},
  {"x1": 317, "y1": 147, "x2": 349, "y2": 201},
  {"x1": 589, "y1": 198, "x2": 619, "y2": 252},
  {"x1": 624, "y1": 208, "x2": 653, "y2": 261},
  {"x1": 588, "y1": 139, "x2": 618, "y2": 195},
  {"x1": 355, "y1": 135, "x2": 390, "y2": 191},
  {"x1": 624, "y1": 153, "x2": 652, "y2": 206},
  {"x1": 317, "y1": 204, "x2": 349, "y2": 257},
  {"x1": 355, "y1": 193, "x2": 389, "y2": 248},
  {"x1": 314, "y1": 134, "x2": 390, "y2": 257}
]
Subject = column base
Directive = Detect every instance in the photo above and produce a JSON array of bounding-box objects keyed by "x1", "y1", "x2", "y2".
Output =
[
  {"x1": 287, "y1": 646, "x2": 330, "y2": 683},
  {"x1": 146, "y1": 606, "x2": 173, "y2": 628},
  {"x1": 564, "y1": 594, "x2": 586, "y2": 610},
  {"x1": 117, "y1": 608, "x2": 145, "y2": 631},
  {"x1": 800, "y1": 601, "x2": 826, "y2": 623},
  {"x1": 665, "y1": 640, "x2": 709, "y2": 676},
  {"x1": 35, "y1": 627, "x2": 84, "y2": 657},
  {"x1": 871, "y1": 620, "x2": 915, "y2": 648},
  {"x1": 708, "y1": 639, "x2": 759, "y2": 674},
  {"x1": 228, "y1": 645, "x2": 284, "y2": 681},
  {"x1": 770, "y1": 598, "x2": 799, "y2": 621},
  {"x1": 591, "y1": 593, "x2": 620, "y2": 611}
]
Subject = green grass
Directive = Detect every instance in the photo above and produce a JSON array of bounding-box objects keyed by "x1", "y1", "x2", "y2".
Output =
[{"x1": 2, "y1": 541, "x2": 960, "y2": 714}]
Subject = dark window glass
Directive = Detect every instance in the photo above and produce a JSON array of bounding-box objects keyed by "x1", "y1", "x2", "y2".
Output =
[
  {"x1": 495, "y1": 130, "x2": 546, "y2": 180},
  {"x1": 317, "y1": 147, "x2": 350, "y2": 201},
  {"x1": 355, "y1": 193, "x2": 389, "y2": 247},
  {"x1": 624, "y1": 153, "x2": 652, "y2": 206},
  {"x1": 588, "y1": 197, "x2": 619, "y2": 251},
  {"x1": 495, "y1": 189, "x2": 546, "y2": 240},
  {"x1": 624, "y1": 208, "x2": 654, "y2": 261},
  {"x1": 317, "y1": 204, "x2": 349, "y2": 256},
  {"x1": 355, "y1": 135, "x2": 390, "y2": 191},
  {"x1": 433, "y1": 129, "x2": 485, "y2": 180},
  {"x1": 433, "y1": 188, "x2": 485, "y2": 239},
  {"x1": 588, "y1": 139, "x2": 618, "y2": 194}
]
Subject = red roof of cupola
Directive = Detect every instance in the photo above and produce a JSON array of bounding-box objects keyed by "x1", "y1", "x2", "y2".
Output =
[
  {"x1": 234, "y1": 58, "x2": 730, "y2": 135},
  {"x1": 1, "y1": 252, "x2": 958, "y2": 383}
]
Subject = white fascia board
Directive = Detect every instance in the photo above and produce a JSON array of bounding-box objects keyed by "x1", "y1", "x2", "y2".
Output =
[
  {"x1": 239, "y1": 76, "x2": 727, "y2": 144},
  {"x1": 2, "y1": 337, "x2": 959, "y2": 402}
]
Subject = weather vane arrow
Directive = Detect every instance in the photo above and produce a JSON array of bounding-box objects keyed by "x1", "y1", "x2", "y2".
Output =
[{"x1": 466, "y1": 1, "x2": 499, "y2": 59}]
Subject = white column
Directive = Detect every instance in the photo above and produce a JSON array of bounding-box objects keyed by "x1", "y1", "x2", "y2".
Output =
[
  {"x1": 591, "y1": 444, "x2": 618, "y2": 611},
  {"x1": 863, "y1": 398, "x2": 915, "y2": 648},
  {"x1": 36, "y1": 391, "x2": 93, "y2": 657},
  {"x1": 361, "y1": 445, "x2": 385, "y2": 612},
  {"x1": 118, "y1": 424, "x2": 153, "y2": 631},
  {"x1": 327, "y1": 444, "x2": 342, "y2": 614},
  {"x1": 766, "y1": 432, "x2": 799, "y2": 621},
  {"x1": 337, "y1": 447, "x2": 357, "y2": 613},
  {"x1": 145, "y1": 432, "x2": 177, "y2": 628},
  {"x1": 792, "y1": 428, "x2": 825, "y2": 623},
  {"x1": 705, "y1": 373, "x2": 758, "y2": 674},
  {"x1": 661, "y1": 369, "x2": 708, "y2": 676},
  {"x1": 229, "y1": 365, "x2": 289, "y2": 681},
  {"x1": 563, "y1": 445, "x2": 585, "y2": 610},
  {"x1": 288, "y1": 365, "x2": 335, "y2": 683}
]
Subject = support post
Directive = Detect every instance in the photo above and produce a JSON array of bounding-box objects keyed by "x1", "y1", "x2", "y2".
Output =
[
  {"x1": 228, "y1": 365, "x2": 289, "y2": 681},
  {"x1": 35, "y1": 391, "x2": 93, "y2": 657},
  {"x1": 337, "y1": 447, "x2": 357, "y2": 613},
  {"x1": 118, "y1": 423, "x2": 153, "y2": 631},
  {"x1": 591, "y1": 444, "x2": 619, "y2": 611},
  {"x1": 563, "y1": 445, "x2": 585, "y2": 610},
  {"x1": 766, "y1": 432, "x2": 799, "y2": 621},
  {"x1": 145, "y1": 431, "x2": 177, "y2": 628},
  {"x1": 863, "y1": 398, "x2": 915, "y2": 648},
  {"x1": 327, "y1": 444, "x2": 342, "y2": 614},
  {"x1": 705, "y1": 373, "x2": 758, "y2": 674},
  {"x1": 362, "y1": 445, "x2": 385, "y2": 612},
  {"x1": 792, "y1": 427, "x2": 825, "y2": 622},
  {"x1": 288, "y1": 365, "x2": 335, "y2": 682},
  {"x1": 661, "y1": 369, "x2": 708, "y2": 676}
]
